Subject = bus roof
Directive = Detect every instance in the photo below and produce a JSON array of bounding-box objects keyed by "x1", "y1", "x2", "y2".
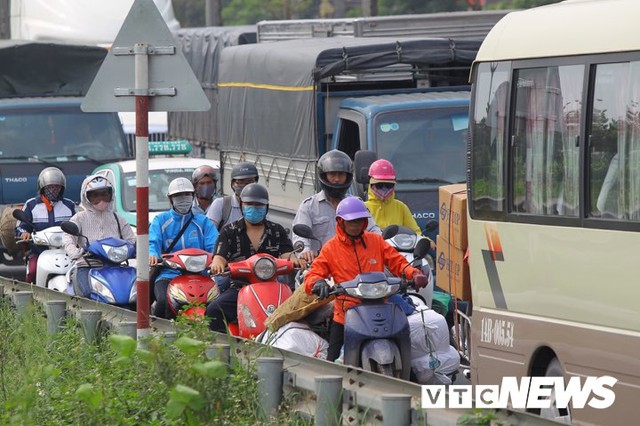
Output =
[{"x1": 476, "y1": 0, "x2": 640, "y2": 62}]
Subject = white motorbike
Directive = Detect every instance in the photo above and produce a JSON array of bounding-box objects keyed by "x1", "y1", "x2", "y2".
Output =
[
  {"x1": 382, "y1": 224, "x2": 434, "y2": 308},
  {"x1": 13, "y1": 209, "x2": 72, "y2": 292}
]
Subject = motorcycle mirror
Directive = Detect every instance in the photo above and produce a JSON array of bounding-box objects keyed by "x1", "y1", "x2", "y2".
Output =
[
  {"x1": 12, "y1": 209, "x2": 29, "y2": 224},
  {"x1": 423, "y1": 220, "x2": 438, "y2": 234},
  {"x1": 413, "y1": 238, "x2": 430, "y2": 260},
  {"x1": 381, "y1": 225, "x2": 399, "y2": 240},
  {"x1": 293, "y1": 241, "x2": 305, "y2": 253},
  {"x1": 292, "y1": 224, "x2": 314, "y2": 239},
  {"x1": 60, "y1": 221, "x2": 80, "y2": 236},
  {"x1": 354, "y1": 150, "x2": 377, "y2": 185}
]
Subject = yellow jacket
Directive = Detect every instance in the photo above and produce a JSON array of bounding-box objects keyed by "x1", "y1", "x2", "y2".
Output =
[{"x1": 365, "y1": 185, "x2": 421, "y2": 234}]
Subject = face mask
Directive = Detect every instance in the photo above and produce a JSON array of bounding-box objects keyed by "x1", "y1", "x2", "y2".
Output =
[
  {"x1": 93, "y1": 200, "x2": 110, "y2": 211},
  {"x1": 172, "y1": 194, "x2": 193, "y2": 215},
  {"x1": 233, "y1": 184, "x2": 245, "y2": 197},
  {"x1": 323, "y1": 186, "x2": 347, "y2": 200},
  {"x1": 371, "y1": 184, "x2": 395, "y2": 201},
  {"x1": 243, "y1": 205, "x2": 267, "y2": 224},
  {"x1": 195, "y1": 183, "x2": 215, "y2": 200},
  {"x1": 43, "y1": 186, "x2": 61, "y2": 202}
]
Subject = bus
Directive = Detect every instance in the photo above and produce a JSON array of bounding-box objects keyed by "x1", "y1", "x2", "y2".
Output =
[{"x1": 467, "y1": 0, "x2": 640, "y2": 424}]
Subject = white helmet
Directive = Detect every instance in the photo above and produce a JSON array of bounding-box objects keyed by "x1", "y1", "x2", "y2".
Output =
[
  {"x1": 85, "y1": 175, "x2": 113, "y2": 195},
  {"x1": 167, "y1": 177, "x2": 195, "y2": 197},
  {"x1": 38, "y1": 167, "x2": 66, "y2": 194}
]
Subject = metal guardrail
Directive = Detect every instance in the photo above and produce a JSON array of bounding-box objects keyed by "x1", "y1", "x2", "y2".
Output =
[{"x1": 0, "y1": 277, "x2": 561, "y2": 426}]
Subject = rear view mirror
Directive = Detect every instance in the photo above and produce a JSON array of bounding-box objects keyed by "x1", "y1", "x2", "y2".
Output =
[
  {"x1": 423, "y1": 220, "x2": 438, "y2": 234},
  {"x1": 12, "y1": 209, "x2": 28, "y2": 223},
  {"x1": 61, "y1": 221, "x2": 80, "y2": 236},
  {"x1": 354, "y1": 150, "x2": 378, "y2": 185},
  {"x1": 292, "y1": 224, "x2": 314, "y2": 240},
  {"x1": 381, "y1": 225, "x2": 399, "y2": 240},
  {"x1": 413, "y1": 238, "x2": 430, "y2": 260}
]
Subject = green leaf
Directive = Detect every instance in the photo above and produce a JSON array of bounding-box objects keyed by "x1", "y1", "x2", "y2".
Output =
[
  {"x1": 169, "y1": 385, "x2": 205, "y2": 411},
  {"x1": 174, "y1": 336, "x2": 205, "y2": 356},
  {"x1": 166, "y1": 399, "x2": 186, "y2": 419},
  {"x1": 191, "y1": 361, "x2": 227, "y2": 379},
  {"x1": 43, "y1": 365, "x2": 61, "y2": 377},
  {"x1": 136, "y1": 348, "x2": 154, "y2": 363},
  {"x1": 109, "y1": 334, "x2": 137, "y2": 357},
  {"x1": 75, "y1": 383, "x2": 103, "y2": 409}
]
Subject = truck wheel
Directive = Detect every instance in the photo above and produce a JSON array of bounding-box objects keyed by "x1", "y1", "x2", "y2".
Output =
[{"x1": 539, "y1": 357, "x2": 572, "y2": 424}]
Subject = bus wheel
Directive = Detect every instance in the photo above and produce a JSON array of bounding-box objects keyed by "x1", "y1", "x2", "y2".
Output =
[{"x1": 539, "y1": 357, "x2": 572, "y2": 424}]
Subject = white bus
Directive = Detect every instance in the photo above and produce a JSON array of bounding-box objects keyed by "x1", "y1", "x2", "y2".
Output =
[{"x1": 468, "y1": 0, "x2": 640, "y2": 424}]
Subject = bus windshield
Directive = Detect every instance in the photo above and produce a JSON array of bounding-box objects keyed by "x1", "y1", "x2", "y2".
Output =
[
  {"x1": 0, "y1": 108, "x2": 128, "y2": 162},
  {"x1": 374, "y1": 107, "x2": 468, "y2": 189}
]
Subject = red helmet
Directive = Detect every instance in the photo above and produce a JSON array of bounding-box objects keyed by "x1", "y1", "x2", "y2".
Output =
[{"x1": 368, "y1": 159, "x2": 396, "y2": 182}]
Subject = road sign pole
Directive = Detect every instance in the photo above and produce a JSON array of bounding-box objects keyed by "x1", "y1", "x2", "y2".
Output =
[{"x1": 134, "y1": 43, "x2": 151, "y2": 338}]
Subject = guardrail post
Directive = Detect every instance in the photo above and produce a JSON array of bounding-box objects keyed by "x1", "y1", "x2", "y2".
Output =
[
  {"x1": 382, "y1": 394, "x2": 412, "y2": 426},
  {"x1": 315, "y1": 375, "x2": 343, "y2": 426},
  {"x1": 162, "y1": 331, "x2": 177, "y2": 344},
  {"x1": 115, "y1": 321, "x2": 137, "y2": 339},
  {"x1": 13, "y1": 291, "x2": 33, "y2": 314},
  {"x1": 0, "y1": 284, "x2": 4, "y2": 299},
  {"x1": 257, "y1": 357, "x2": 283, "y2": 420},
  {"x1": 205, "y1": 343, "x2": 231, "y2": 364},
  {"x1": 45, "y1": 300, "x2": 67, "y2": 335},
  {"x1": 80, "y1": 310, "x2": 102, "y2": 344}
]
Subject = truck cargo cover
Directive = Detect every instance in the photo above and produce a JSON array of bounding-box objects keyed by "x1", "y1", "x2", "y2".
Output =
[
  {"x1": 217, "y1": 37, "x2": 480, "y2": 159},
  {"x1": 168, "y1": 26, "x2": 256, "y2": 144},
  {"x1": 0, "y1": 41, "x2": 107, "y2": 98}
]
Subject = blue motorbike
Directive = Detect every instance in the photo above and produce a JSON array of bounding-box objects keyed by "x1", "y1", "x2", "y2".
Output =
[{"x1": 61, "y1": 221, "x2": 137, "y2": 308}]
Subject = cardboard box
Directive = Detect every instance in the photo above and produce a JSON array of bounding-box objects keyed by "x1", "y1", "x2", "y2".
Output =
[
  {"x1": 436, "y1": 235, "x2": 471, "y2": 301},
  {"x1": 439, "y1": 184, "x2": 468, "y2": 249}
]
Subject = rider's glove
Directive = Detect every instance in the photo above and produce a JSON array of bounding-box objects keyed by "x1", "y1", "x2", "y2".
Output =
[
  {"x1": 413, "y1": 273, "x2": 428, "y2": 290},
  {"x1": 311, "y1": 279, "x2": 331, "y2": 299}
]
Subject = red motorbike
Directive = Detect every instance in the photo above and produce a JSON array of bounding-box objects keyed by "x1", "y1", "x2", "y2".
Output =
[
  {"x1": 224, "y1": 253, "x2": 294, "y2": 338},
  {"x1": 163, "y1": 248, "x2": 218, "y2": 319}
]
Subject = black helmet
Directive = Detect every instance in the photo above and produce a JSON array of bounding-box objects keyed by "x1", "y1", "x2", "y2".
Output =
[
  {"x1": 240, "y1": 183, "x2": 269, "y2": 205},
  {"x1": 192, "y1": 165, "x2": 218, "y2": 185},
  {"x1": 317, "y1": 150, "x2": 353, "y2": 199},
  {"x1": 230, "y1": 162, "x2": 259, "y2": 182}
]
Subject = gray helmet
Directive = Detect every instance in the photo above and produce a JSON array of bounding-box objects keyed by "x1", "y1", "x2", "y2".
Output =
[
  {"x1": 230, "y1": 162, "x2": 259, "y2": 182},
  {"x1": 38, "y1": 167, "x2": 66, "y2": 194},
  {"x1": 317, "y1": 150, "x2": 353, "y2": 199},
  {"x1": 240, "y1": 183, "x2": 269, "y2": 205},
  {"x1": 192, "y1": 165, "x2": 217, "y2": 185},
  {"x1": 167, "y1": 177, "x2": 195, "y2": 197}
]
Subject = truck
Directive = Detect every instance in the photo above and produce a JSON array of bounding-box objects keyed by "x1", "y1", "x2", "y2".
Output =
[
  {"x1": 0, "y1": 41, "x2": 132, "y2": 264},
  {"x1": 211, "y1": 36, "x2": 479, "y2": 229},
  {"x1": 256, "y1": 10, "x2": 511, "y2": 42}
]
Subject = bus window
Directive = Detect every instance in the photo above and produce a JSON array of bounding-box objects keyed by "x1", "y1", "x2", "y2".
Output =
[
  {"x1": 591, "y1": 61, "x2": 640, "y2": 221},
  {"x1": 511, "y1": 65, "x2": 583, "y2": 217},
  {"x1": 470, "y1": 61, "x2": 510, "y2": 217}
]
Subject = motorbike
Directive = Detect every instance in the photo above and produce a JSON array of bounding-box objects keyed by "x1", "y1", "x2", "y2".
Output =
[
  {"x1": 162, "y1": 248, "x2": 218, "y2": 318},
  {"x1": 12, "y1": 209, "x2": 72, "y2": 292},
  {"x1": 221, "y1": 253, "x2": 294, "y2": 338},
  {"x1": 60, "y1": 221, "x2": 137, "y2": 308},
  {"x1": 333, "y1": 237, "x2": 430, "y2": 379},
  {"x1": 382, "y1": 224, "x2": 435, "y2": 308}
]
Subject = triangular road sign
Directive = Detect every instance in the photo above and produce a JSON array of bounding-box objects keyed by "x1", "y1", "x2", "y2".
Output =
[{"x1": 82, "y1": 0, "x2": 210, "y2": 112}]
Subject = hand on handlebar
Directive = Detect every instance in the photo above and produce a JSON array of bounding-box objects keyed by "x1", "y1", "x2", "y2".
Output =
[
  {"x1": 311, "y1": 279, "x2": 331, "y2": 299},
  {"x1": 299, "y1": 250, "x2": 316, "y2": 263},
  {"x1": 20, "y1": 232, "x2": 31, "y2": 241},
  {"x1": 412, "y1": 273, "x2": 429, "y2": 290},
  {"x1": 149, "y1": 255, "x2": 160, "y2": 266},
  {"x1": 290, "y1": 256, "x2": 308, "y2": 270},
  {"x1": 210, "y1": 257, "x2": 227, "y2": 275}
]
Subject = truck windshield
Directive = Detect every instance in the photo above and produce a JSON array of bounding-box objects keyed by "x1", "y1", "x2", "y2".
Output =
[
  {"x1": 374, "y1": 107, "x2": 468, "y2": 189},
  {"x1": 121, "y1": 168, "x2": 195, "y2": 213},
  {"x1": 0, "y1": 108, "x2": 128, "y2": 162}
]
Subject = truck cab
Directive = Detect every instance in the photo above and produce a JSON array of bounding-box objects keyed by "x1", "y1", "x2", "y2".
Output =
[{"x1": 332, "y1": 90, "x2": 470, "y2": 236}]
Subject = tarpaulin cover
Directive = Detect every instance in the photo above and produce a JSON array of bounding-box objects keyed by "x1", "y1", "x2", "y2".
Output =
[
  {"x1": 0, "y1": 41, "x2": 107, "y2": 98},
  {"x1": 217, "y1": 37, "x2": 480, "y2": 159},
  {"x1": 168, "y1": 26, "x2": 256, "y2": 145}
]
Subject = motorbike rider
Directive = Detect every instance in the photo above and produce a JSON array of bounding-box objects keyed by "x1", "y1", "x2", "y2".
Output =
[
  {"x1": 191, "y1": 165, "x2": 218, "y2": 215},
  {"x1": 292, "y1": 150, "x2": 380, "y2": 262},
  {"x1": 364, "y1": 159, "x2": 422, "y2": 234},
  {"x1": 303, "y1": 196, "x2": 428, "y2": 362},
  {"x1": 63, "y1": 175, "x2": 136, "y2": 297},
  {"x1": 149, "y1": 177, "x2": 219, "y2": 319},
  {"x1": 15, "y1": 167, "x2": 76, "y2": 283},
  {"x1": 206, "y1": 183, "x2": 306, "y2": 332},
  {"x1": 207, "y1": 162, "x2": 259, "y2": 231}
]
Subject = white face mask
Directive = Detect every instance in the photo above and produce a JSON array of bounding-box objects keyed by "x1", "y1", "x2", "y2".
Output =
[
  {"x1": 172, "y1": 194, "x2": 193, "y2": 215},
  {"x1": 93, "y1": 200, "x2": 110, "y2": 212}
]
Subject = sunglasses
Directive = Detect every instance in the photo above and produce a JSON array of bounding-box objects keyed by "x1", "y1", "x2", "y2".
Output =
[{"x1": 372, "y1": 182, "x2": 395, "y2": 190}]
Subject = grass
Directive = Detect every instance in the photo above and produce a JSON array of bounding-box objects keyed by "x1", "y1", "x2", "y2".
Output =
[{"x1": 0, "y1": 298, "x2": 309, "y2": 425}]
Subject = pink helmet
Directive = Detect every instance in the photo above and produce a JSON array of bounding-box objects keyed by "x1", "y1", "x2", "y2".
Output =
[{"x1": 368, "y1": 159, "x2": 396, "y2": 182}]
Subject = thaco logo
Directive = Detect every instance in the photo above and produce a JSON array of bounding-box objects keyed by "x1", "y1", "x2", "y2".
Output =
[{"x1": 422, "y1": 376, "x2": 617, "y2": 409}]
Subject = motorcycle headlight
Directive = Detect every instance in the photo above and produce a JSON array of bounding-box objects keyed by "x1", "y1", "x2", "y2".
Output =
[
  {"x1": 32, "y1": 233, "x2": 48, "y2": 246},
  {"x1": 392, "y1": 234, "x2": 417, "y2": 251},
  {"x1": 90, "y1": 276, "x2": 116, "y2": 303},
  {"x1": 48, "y1": 232, "x2": 64, "y2": 247},
  {"x1": 102, "y1": 244, "x2": 128, "y2": 263},
  {"x1": 345, "y1": 281, "x2": 399, "y2": 299},
  {"x1": 129, "y1": 283, "x2": 137, "y2": 303},
  {"x1": 180, "y1": 254, "x2": 208, "y2": 273},
  {"x1": 239, "y1": 304, "x2": 257, "y2": 328},
  {"x1": 254, "y1": 257, "x2": 276, "y2": 281}
]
